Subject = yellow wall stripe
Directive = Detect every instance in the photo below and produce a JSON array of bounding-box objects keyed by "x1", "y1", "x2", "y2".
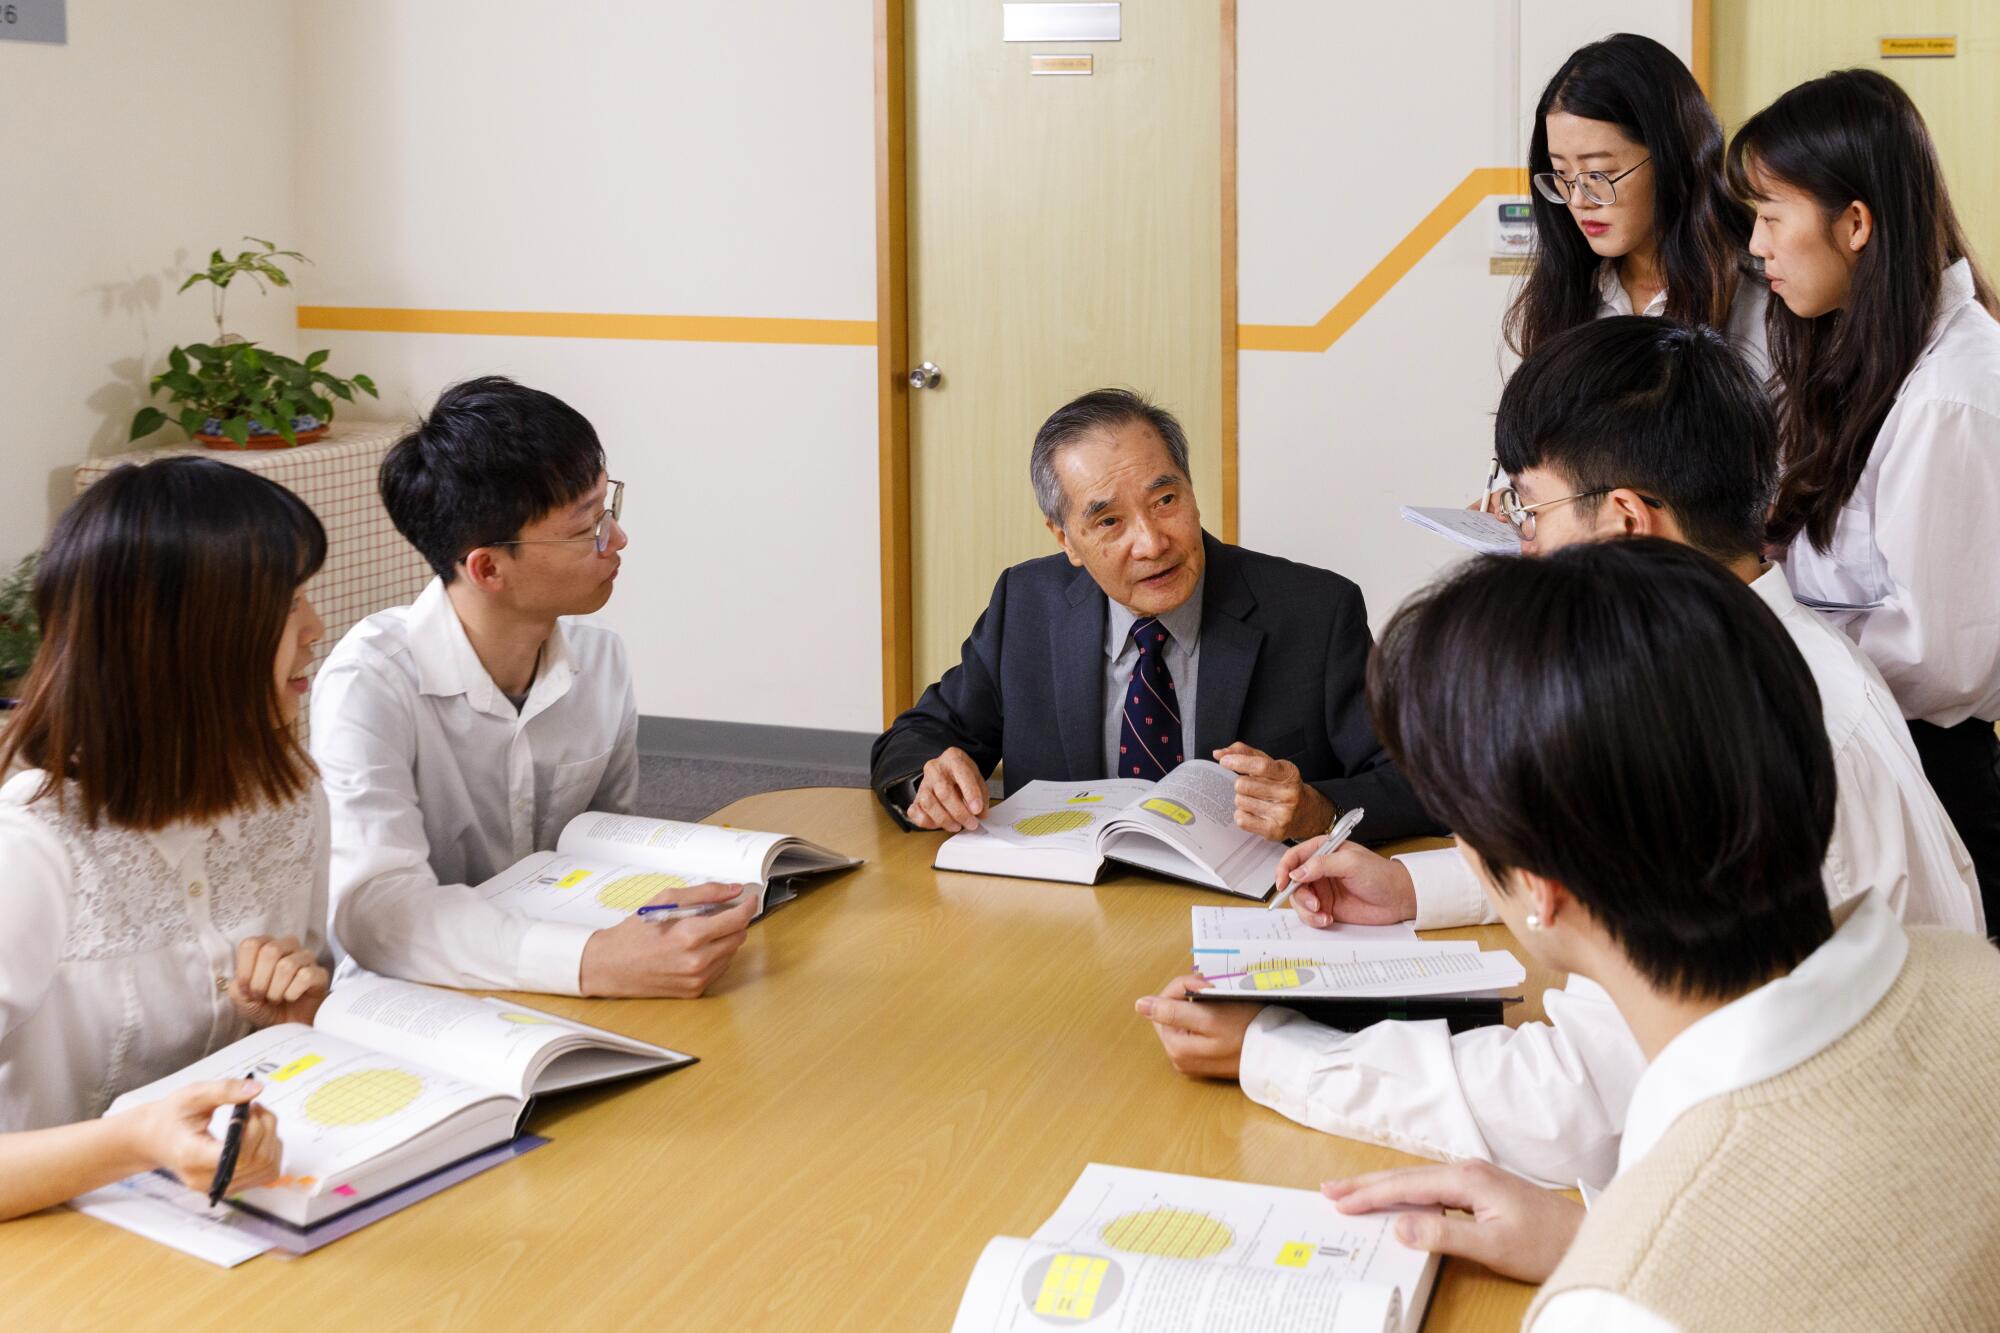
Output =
[
  {"x1": 1239, "y1": 167, "x2": 1529, "y2": 353},
  {"x1": 296, "y1": 305, "x2": 877, "y2": 347}
]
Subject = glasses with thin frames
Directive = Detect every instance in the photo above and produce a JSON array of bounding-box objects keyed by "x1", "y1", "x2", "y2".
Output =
[
  {"x1": 489, "y1": 480, "x2": 625, "y2": 555},
  {"x1": 1531, "y1": 158, "x2": 1650, "y2": 207},
  {"x1": 1498, "y1": 485, "x2": 1662, "y2": 541}
]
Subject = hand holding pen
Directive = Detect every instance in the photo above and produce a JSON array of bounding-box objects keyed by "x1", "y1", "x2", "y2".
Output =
[{"x1": 1268, "y1": 807, "x2": 1366, "y2": 913}]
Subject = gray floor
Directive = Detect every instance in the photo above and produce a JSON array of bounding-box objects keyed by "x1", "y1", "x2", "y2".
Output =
[{"x1": 636, "y1": 754, "x2": 868, "y2": 823}]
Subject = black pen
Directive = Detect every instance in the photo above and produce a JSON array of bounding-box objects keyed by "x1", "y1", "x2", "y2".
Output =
[{"x1": 207, "y1": 1078, "x2": 257, "y2": 1207}]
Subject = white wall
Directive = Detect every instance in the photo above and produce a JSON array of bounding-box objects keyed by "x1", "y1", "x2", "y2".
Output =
[
  {"x1": 1236, "y1": 0, "x2": 1692, "y2": 629},
  {"x1": 0, "y1": 0, "x2": 298, "y2": 570},
  {"x1": 292, "y1": 0, "x2": 881, "y2": 732}
]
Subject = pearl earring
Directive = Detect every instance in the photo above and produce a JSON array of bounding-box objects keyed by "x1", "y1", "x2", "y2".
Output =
[{"x1": 1524, "y1": 912, "x2": 1542, "y2": 930}]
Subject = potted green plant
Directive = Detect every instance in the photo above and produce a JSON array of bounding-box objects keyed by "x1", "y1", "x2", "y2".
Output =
[
  {"x1": 129, "y1": 238, "x2": 378, "y2": 450},
  {"x1": 0, "y1": 553, "x2": 38, "y2": 707}
]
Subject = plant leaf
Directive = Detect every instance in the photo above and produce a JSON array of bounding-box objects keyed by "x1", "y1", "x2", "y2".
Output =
[
  {"x1": 129, "y1": 407, "x2": 168, "y2": 441},
  {"x1": 351, "y1": 373, "x2": 378, "y2": 396},
  {"x1": 304, "y1": 349, "x2": 329, "y2": 371},
  {"x1": 222, "y1": 417, "x2": 252, "y2": 449},
  {"x1": 178, "y1": 408, "x2": 208, "y2": 437},
  {"x1": 168, "y1": 346, "x2": 189, "y2": 375}
]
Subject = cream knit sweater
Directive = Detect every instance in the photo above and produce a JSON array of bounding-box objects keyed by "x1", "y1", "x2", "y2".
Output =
[{"x1": 1528, "y1": 929, "x2": 2000, "y2": 1331}]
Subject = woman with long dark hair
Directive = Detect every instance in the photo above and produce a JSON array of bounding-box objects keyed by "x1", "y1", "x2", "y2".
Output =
[
  {"x1": 1729, "y1": 69, "x2": 2000, "y2": 928},
  {"x1": 1510, "y1": 34, "x2": 1764, "y2": 358},
  {"x1": 0, "y1": 457, "x2": 333, "y2": 1219}
]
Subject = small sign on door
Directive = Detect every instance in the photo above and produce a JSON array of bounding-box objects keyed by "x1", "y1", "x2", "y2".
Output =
[
  {"x1": 0, "y1": 0, "x2": 66, "y2": 44},
  {"x1": 1031, "y1": 54, "x2": 1094, "y2": 76}
]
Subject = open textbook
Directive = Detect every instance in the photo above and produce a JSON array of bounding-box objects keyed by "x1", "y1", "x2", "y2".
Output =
[
  {"x1": 101, "y1": 975, "x2": 693, "y2": 1228},
  {"x1": 1189, "y1": 906, "x2": 1526, "y2": 997},
  {"x1": 477, "y1": 810, "x2": 861, "y2": 925},
  {"x1": 933, "y1": 760, "x2": 1287, "y2": 896},
  {"x1": 1400, "y1": 505, "x2": 1521, "y2": 556},
  {"x1": 951, "y1": 1163, "x2": 1439, "y2": 1333}
]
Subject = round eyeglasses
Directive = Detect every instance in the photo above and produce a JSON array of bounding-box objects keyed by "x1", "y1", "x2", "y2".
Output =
[
  {"x1": 489, "y1": 480, "x2": 625, "y2": 556},
  {"x1": 1498, "y1": 485, "x2": 1662, "y2": 541},
  {"x1": 1531, "y1": 158, "x2": 1650, "y2": 207}
]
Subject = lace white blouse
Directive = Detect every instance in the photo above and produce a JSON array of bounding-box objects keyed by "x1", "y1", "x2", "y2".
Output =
[{"x1": 0, "y1": 770, "x2": 328, "y2": 1130}]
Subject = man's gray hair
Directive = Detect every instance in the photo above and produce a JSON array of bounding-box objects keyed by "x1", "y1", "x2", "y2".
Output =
[{"x1": 1029, "y1": 388, "x2": 1194, "y2": 528}]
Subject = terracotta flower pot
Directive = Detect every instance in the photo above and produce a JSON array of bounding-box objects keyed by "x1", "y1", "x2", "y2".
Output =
[{"x1": 193, "y1": 414, "x2": 329, "y2": 450}]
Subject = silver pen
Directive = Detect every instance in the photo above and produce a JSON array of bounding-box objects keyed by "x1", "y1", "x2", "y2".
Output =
[{"x1": 1267, "y1": 806, "x2": 1366, "y2": 912}]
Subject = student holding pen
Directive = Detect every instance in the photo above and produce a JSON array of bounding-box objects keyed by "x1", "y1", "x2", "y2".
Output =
[
  {"x1": 1728, "y1": 69, "x2": 2000, "y2": 930},
  {"x1": 0, "y1": 459, "x2": 332, "y2": 1220}
]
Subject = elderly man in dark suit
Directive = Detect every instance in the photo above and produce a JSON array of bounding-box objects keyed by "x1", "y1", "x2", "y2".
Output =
[{"x1": 871, "y1": 388, "x2": 1435, "y2": 844}]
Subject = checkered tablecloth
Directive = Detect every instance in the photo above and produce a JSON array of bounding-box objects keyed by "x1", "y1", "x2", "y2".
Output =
[{"x1": 76, "y1": 422, "x2": 433, "y2": 736}]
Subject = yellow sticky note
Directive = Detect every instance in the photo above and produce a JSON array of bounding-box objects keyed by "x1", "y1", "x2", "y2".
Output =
[
  {"x1": 1277, "y1": 1241, "x2": 1314, "y2": 1268},
  {"x1": 555, "y1": 869, "x2": 593, "y2": 888},
  {"x1": 1034, "y1": 1254, "x2": 1109, "y2": 1318},
  {"x1": 270, "y1": 1053, "x2": 323, "y2": 1082},
  {"x1": 1140, "y1": 798, "x2": 1195, "y2": 825},
  {"x1": 1253, "y1": 968, "x2": 1301, "y2": 990}
]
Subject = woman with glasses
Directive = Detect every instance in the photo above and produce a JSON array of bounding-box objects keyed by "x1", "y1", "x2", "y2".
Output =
[
  {"x1": 1512, "y1": 33, "x2": 1764, "y2": 363},
  {"x1": 0, "y1": 458, "x2": 333, "y2": 1219},
  {"x1": 1730, "y1": 70, "x2": 2000, "y2": 930}
]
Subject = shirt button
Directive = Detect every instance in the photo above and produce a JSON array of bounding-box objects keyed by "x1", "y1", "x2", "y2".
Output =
[{"x1": 188, "y1": 880, "x2": 205, "y2": 899}]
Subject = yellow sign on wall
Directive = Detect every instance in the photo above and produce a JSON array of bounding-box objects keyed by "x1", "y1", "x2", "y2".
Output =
[{"x1": 1880, "y1": 35, "x2": 1957, "y2": 58}]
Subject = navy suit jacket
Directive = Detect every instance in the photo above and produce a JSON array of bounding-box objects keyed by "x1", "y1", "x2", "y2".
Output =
[{"x1": 870, "y1": 533, "x2": 1438, "y2": 842}]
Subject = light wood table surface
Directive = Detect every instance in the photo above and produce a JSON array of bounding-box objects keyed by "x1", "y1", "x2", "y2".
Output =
[{"x1": 0, "y1": 788, "x2": 1554, "y2": 1330}]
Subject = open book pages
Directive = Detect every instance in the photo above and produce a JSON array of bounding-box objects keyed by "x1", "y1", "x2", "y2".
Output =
[
  {"x1": 477, "y1": 811, "x2": 861, "y2": 922},
  {"x1": 103, "y1": 978, "x2": 691, "y2": 1227},
  {"x1": 1400, "y1": 504, "x2": 1521, "y2": 556},
  {"x1": 1190, "y1": 912, "x2": 1527, "y2": 998},
  {"x1": 950, "y1": 1163, "x2": 1437, "y2": 1333},
  {"x1": 933, "y1": 760, "x2": 1288, "y2": 896}
]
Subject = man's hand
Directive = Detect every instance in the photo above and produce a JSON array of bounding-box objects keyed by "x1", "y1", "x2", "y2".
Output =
[
  {"x1": 1273, "y1": 838, "x2": 1418, "y2": 926},
  {"x1": 1322, "y1": 1161, "x2": 1584, "y2": 1284},
  {"x1": 904, "y1": 747, "x2": 988, "y2": 833},
  {"x1": 120, "y1": 1079, "x2": 284, "y2": 1197},
  {"x1": 579, "y1": 882, "x2": 756, "y2": 998},
  {"x1": 227, "y1": 936, "x2": 331, "y2": 1028},
  {"x1": 1214, "y1": 742, "x2": 1332, "y2": 841},
  {"x1": 1135, "y1": 973, "x2": 1261, "y2": 1080}
]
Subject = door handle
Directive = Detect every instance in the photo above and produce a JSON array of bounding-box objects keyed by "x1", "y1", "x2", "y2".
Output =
[{"x1": 908, "y1": 361, "x2": 942, "y2": 390}]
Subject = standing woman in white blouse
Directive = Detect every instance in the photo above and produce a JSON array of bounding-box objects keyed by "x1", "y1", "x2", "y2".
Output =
[
  {"x1": 0, "y1": 457, "x2": 333, "y2": 1220},
  {"x1": 1482, "y1": 35, "x2": 1769, "y2": 504},
  {"x1": 1729, "y1": 70, "x2": 2000, "y2": 931}
]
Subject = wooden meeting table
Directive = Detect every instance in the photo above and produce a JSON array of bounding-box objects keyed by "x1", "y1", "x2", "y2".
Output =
[{"x1": 0, "y1": 787, "x2": 1554, "y2": 1330}]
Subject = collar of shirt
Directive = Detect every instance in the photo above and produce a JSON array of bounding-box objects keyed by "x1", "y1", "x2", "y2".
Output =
[
  {"x1": 404, "y1": 577, "x2": 578, "y2": 722},
  {"x1": 1594, "y1": 261, "x2": 1669, "y2": 318},
  {"x1": 1745, "y1": 562, "x2": 1793, "y2": 617},
  {"x1": 1616, "y1": 888, "x2": 1908, "y2": 1177},
  {"x1": 1105, "y1": 573, "x2": 1206, "y2": 660},
  {"x1": 1922, "y1": 258, "x2": 1979, "y2": 355},
  {"x1": 143, "y1": 814, "x2": 241, "y2": 875}
]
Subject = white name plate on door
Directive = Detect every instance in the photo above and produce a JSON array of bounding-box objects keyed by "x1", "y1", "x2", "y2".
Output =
[{"x1": 1003, "y1": 3, "x2": 1120, "y2": 43}]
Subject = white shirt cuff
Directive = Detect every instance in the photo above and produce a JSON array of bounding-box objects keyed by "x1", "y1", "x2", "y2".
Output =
[
  {"x1": 1239, "y1": 1006, "x2": 1336, "y2": 1121},
  {"x1": 1403, "y1": 848, "x2": 1499, "y2": 930},
  {"x1": 517, "y1": 920, "x2": 596, "y2": 996}
]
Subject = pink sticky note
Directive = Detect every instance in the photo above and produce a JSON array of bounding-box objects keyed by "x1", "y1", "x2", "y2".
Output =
[{"x1": 333, "y1": 1184, "x2": 357, "y2": 1197}]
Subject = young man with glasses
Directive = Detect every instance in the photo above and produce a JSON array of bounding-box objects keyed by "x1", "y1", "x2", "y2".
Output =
[
  {"x1": 312, "y1": 377, "x2": 753, "y2": 999},
  {"x1": 1138, "y1": 318, "x2": 1982, "y2": 1193}
]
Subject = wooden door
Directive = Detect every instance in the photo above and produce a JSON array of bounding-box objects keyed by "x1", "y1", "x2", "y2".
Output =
[{"x1": 903, "y1": 0, "x2": 1225, "y2": 691}]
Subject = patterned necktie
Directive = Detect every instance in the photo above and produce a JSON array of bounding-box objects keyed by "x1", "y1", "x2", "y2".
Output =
[{"x1": 1118, "y1": 616, "x2": 1184, "y2": 781}]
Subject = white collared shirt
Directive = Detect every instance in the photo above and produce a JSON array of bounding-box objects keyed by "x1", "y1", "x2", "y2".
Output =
[
  {"x1": 1530, "y1": 892, "x2": 1907, "y2": 1332},
  {"x1": 1781, "y1": 259, "x2": 2000, "y2": 726},
  {"x1": 1592, "y1": 260, "x2": 1771, "y2": 384},
  {"x1": 310, "y1": 578, "x2": 639, "y2": 995},
  {"x1": 1237, "y1": 568, "x2": 1980, "y2": 1190},
  {"x1": 0, "y1": 773, "x2": 328, "y2": 1129},
  {"x1": 1102, "y1": 577, "x2": 1204, "y2": 777}
]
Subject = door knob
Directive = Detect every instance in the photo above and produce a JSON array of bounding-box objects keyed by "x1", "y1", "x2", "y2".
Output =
[{"x1": 908, "y1": 361, "x2": 942, "y2": 390}]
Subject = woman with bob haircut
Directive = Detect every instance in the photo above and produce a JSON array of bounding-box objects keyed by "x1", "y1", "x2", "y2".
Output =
[
  {"x1": 1321, "y1": 540, "x2": 2000, "y2": 1329},
  {"x1": 0, "y1": 457, "x2": 334, "y2": 1219},
  {"x1": 1728, "y1": 68, "x2": 2000, "y2": 930}
]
